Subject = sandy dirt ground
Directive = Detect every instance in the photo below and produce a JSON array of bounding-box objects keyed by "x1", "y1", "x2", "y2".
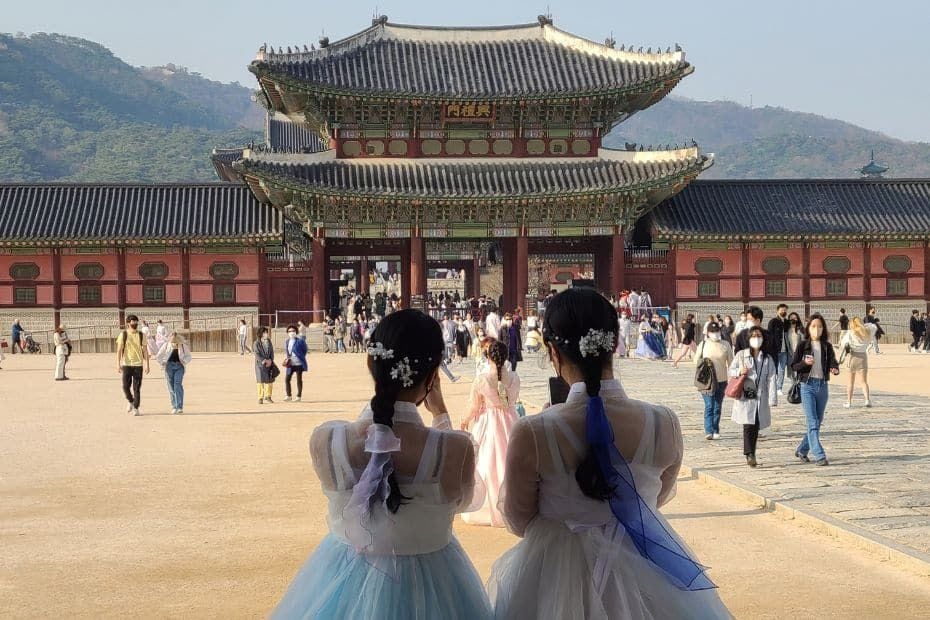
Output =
[
  {"x1": 2, "y1": 350, "x2": 930, "y2": 619},
  {"x1": 833, "y1": 347, "x2": 930, "y2": 399}
]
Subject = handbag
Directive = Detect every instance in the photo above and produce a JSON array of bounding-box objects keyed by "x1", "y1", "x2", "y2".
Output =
[
  {"x1": 787, "y1": 382, "x2": 802, "y2": 404},
  {"x1": 693, "y1": 343, "x2": 716, "y2": 392},
  {"x1": 268, "y1": 362, "x2": 281, "y2": 380},
  {"x1": 724, "y1": 373, "x2": 748, "y2": 399}
]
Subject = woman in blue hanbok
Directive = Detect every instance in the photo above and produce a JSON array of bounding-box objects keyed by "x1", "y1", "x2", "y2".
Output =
[
  {"x1": 634, "y1": 319, "x2": 666, "y2": 360},
  {"x1": 271, "y1": 310, "x2": 491, "y2": 619}
]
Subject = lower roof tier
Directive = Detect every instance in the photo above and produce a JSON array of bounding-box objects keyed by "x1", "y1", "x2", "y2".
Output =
[
  {"x1": 651, "y1": 179, "x2": 930, "y2": 242},
  {"x1": 233, "y1": 147, "x2": 712, "y2": 202}
]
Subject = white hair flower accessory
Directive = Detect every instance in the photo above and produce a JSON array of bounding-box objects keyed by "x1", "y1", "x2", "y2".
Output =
[
  {"x1": 389, "y1": 357, "x2": 415, "y2": 387},
  {"x1": 578, "y1": 328, "x2": 615, "y2": 358},
  {"x1": 366, "y1": 342, "x2": 394, "y2": 360}
]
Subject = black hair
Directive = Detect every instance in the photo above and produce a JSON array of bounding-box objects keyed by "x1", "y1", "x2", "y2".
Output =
[
  {"x1": 747, "y1": 306, "x2": 764, "y2": 321},
  {"x1": 542, "y1": 288, "x2": 619, "y2": 501},
  {"x1": 804, "y1": 313, "x2": 830, "y2": 343},
  {"x1": 777, "y1": 303, "x2": 789, "y2": 311},
  {"x1": 258, "y1": 326, "x2": 269, "y2": 337},
  {"x1": 706, "y1": 322, "x2": 721, "y2": 333},
  {"x1": 126, "y1": 314, "x2": 139, "y2": 323},
  {"x1": 286, "y1": 324, "x2": 297, "y2": 332},
  {"x1": 366, "y1": 309, "x2": 444, "y2": 513},
  {"x1": 747, "y1": 325, "x2": 765, "y2": 351}
]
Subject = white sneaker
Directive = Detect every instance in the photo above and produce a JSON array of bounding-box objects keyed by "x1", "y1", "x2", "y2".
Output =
[
  {"x1": 712, "y1": 433, "x2": 721, "y2": 440},
  {"x1": 777, "y1": 389, "x2": 784, "y2": 396},
  {"x1": 132, "y1": 408, "x2": 140, "y2": 416},
  {"x1": 126, "y1": 403, "x2": 133, "y2": 413},
  {"x1": 283, "y1": 396, "x2": 292, "y2": 402},
  {"x1": 864, "y1": 400, "x2": 872, "y2": 408},
  {"x1": 843, "y1": 402, "x2": 851, "y2": 408},
  {"x1": 171, "y1": 408, "x2": 178, "y2": 415},
  {"x1": 176, "y1": 409, "x2": 183, "y2": 415},
  {"x1": 295, "y1": 397, "x2": 301, "y2": 402}
]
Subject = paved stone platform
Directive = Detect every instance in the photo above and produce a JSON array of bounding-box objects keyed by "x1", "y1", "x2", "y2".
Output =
[{"x1": 503, "y1": 352, "x2": 930, "y2": 556}]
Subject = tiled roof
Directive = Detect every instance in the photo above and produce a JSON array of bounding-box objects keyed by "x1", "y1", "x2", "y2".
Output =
[
  {"x1": 0, "y1": 184, "x2": 283, "y2": 243},
  {"x1": 235, "y1": 149, "x2": 710, "y2": 199},
  {"x1": 267, "y1": 118, "x2": 327, "y2": 152},
  {"x1": 650, "y1": 179, "x2": 930, "y2": 240},
  {"x1": 252, "y1": 20, "x2": 690, "y2": 98}
]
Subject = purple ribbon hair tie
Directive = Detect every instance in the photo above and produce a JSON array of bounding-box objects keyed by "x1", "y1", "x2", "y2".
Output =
[{"x1": 585, "y1": 394, "x2": 716, "y2": 591}]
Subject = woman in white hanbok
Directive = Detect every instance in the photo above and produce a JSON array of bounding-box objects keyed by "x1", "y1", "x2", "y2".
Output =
[{"x1": 489, "y1": 288, "x2": 731, "y2": 620}]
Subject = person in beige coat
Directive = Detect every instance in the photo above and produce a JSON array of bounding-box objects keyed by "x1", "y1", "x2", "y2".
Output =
[
  {"x1": 728, "y1": 326, "x2": 777, "y2": 468},
  {"x1": 53, "y1": 325, "x2": 71, "y2": 381}
]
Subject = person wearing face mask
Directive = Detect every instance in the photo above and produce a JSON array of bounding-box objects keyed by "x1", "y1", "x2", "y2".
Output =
[
  {"x1": 734, "y1": 306, "x2": 773, "y2": 357},
  {"x1": 617, "y1": 310, "x2": 633, "y2": 357},
  {"x1": 155, "y1": 332, "x2": 192, "y2": 414},
  {"x1": 254, "y1": 326, "x2": 278, "y2": 404},
  {"x1": 694, "y1": 322, "x2": 733, "y2": 440},
  {"x1": 767, "y1": 304, "x2": 791, "y2": 395},
  {"x1": 499, "y1": 313, "x2": 523, "y2": 372},
  {"x1": 283, "y1": 325, "x2": 308, "y2": 403},
  {"x1": 116, "y1": 314, "x2": 150, "y2": 416},
  {"x1": 720, "y1": 315, "x2": 735, "y2": 345},
  {"x1": 728, "y1": 326, "x2": 777, "y2": 467},
  {"x1": 785, "y1": 312, "x2": 804, "y2": 389},
  {"x1": 791, "y1": 314, "x2": 840, "y2": 466}
]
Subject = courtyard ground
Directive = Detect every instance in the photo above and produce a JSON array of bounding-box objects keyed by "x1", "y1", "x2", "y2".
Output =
[{"x1": 2, "y1": 350, "x2": 930, "y2": 618}]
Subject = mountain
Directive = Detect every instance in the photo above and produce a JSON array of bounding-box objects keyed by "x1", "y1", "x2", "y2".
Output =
[
  {"x1": 605, "y1": 97, "x2": 930, "y2": 178},
  {"x1": 1, "y1": 33, "x2": 929, "y2": 183},
  {"x1": 0, "y1": 33, "x2": 261, "y2": 182}
]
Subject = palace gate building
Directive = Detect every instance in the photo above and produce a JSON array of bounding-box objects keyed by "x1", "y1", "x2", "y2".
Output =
[{"x1": 1, "y1": 17, "x2": 929, "y2": 338}]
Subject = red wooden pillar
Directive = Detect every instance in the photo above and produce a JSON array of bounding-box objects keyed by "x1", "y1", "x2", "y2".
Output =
[
  {"x1": 311, "y1": 236, "x2": 328, "y2": 321},
  {"x1": 667, "y1": 244, "x2": 678, "y2": 311},
  {"x1": 863, "y1": 242, "x2": 872, "y2": 306},
  {"x1": 501, "y1": 238, "x2": 516, "y2": 311},
  {"x1": 181, "y1": 244, "x2": 191, "y2": 329},
  {"x1": 802, "y1": 243, "x2": 811, "y2": 319},
  {"x1": 515, "y1": 232, "x2": 529, "y2": 310},
  {"x1": 471, "y1": 256, "x2": 481, "y2": 299},
  {"x1": 924, "y1": 241, "x2": 930, "y2": 315},
  {"x1": 52, "y1": 247, "x2": 61, "y2": 328},
  {"x1": 409, "y1": 233, "x2": 426, "y2": 309},
  {"x1": 740, "y1": 243, "x2": 750, "y2": 306},
  {"x1": 117, "y1": 246, "x2": 127, "y2": 326},
  {"x1": 610, "y1": 226, "x2": 625, "y2": 296},
  {"x1": 359, "y1": 256, "x2": 370, "y2": 295}
]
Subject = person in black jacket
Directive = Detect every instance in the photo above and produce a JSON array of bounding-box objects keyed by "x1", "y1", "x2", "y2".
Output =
[
  {"x1": 734, "y1": 306, "x2": 774, "y2": 358},
  {"x1": 767, "y1": 304, "x2": 791, "y2": 395},
  {"x1": 864, "y1": 307, "x2": 883, "y2": 354},
  {"x1": 791, "y1": 313, "x2": 840, "y2": 466},
  {"x1": 909, "y1": 310, "x2": 924, "y2": 352}
]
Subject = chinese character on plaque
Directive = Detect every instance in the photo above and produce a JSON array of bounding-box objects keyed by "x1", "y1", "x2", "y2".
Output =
[{"x1": 443, "y1": 102, "x2": 494, "y2": 122}]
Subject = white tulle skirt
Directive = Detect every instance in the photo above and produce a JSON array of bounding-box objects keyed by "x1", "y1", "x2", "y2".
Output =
[{"x1": 488, "y1": 518, "x2": 732, "y2": 620}]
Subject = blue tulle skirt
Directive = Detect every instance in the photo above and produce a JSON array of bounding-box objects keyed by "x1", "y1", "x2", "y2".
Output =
[{"x1": 271, "y1": 534, "x2": 493, "y2": 619}]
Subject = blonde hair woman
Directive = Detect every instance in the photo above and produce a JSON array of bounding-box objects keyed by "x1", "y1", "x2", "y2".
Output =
[
  {"x1": 840, "y1": 317, "x2": 877, "y2": 408},
  {"x1": 156, "y1": 332, "x2": 192, "y2": 414}
]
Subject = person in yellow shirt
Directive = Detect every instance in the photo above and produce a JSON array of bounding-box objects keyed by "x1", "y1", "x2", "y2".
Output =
[{"x1": 116, "y1": 314, "x2": 150, "y2": 416}]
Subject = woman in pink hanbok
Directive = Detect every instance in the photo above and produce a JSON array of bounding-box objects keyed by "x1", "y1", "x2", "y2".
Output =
[{"x1": 461, "y1": 340, "x2": 520, "y2": 527}]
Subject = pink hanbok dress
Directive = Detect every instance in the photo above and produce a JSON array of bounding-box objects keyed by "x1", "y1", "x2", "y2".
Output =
[{"x1": 462, "y1": 368, "x2": 521, "y2": 527}]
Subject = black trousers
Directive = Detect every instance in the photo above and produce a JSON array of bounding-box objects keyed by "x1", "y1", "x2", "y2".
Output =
[
  {"x1": 912, "y1": 333, "x2": 922, "y2": 348},
  {"x1": 121, "y1": 366, "x2": 143, "y2": 408},
  {"x1": 743, "y1": 414, "x2": 760, "y2": 456},
  {"x1": 285, "y1": 367, "x2": 304, "y2": 397}
]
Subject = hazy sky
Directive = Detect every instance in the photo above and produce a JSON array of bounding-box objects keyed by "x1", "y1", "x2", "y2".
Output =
[{"x1": 5, "y1": 0, "x2": 929, "y2": 142}]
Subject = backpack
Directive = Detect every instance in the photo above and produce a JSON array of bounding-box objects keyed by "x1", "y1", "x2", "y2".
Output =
[{"x1": 693, "y1": 342, "x2": 717, "y2": 392}]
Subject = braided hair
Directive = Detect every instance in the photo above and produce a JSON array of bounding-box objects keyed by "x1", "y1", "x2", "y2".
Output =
[
  {"x1": 542, "y1": 288, "x2": 620, "y2": 501},
  {"x1": 486, "y1": 339, "x2": 511, "y2": 407},
  {"x1": 366, "y1": 309, "x2": 444, "y2": 513}
]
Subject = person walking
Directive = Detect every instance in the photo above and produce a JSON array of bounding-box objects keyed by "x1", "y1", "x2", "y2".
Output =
[
  {"x1": 734, "y1": 306, "x2": 771, "y2": 355},
  {"x1": 499, "y1": 313, "x2": 523, "y2": 371},
  {"x1": 840, "y1": 317, "x2": 877, "y2": 408},
  {"x1": 461, "y1": 340, "x2": 520, "y2": 527},
  {"x1": 333, "y1": 315, "x2": 347, "y2": 353},
  {"x1": 283, "y1": 325, "x2": 308, "y2": 403},
  {"x1": 671, "y1": 314, "x2": 697, "y2": 367},
  {"x1": 156, "y1": 332, "x2": 192, "y2": 414},
  {"x1": 768, "y1": 304, "x2": 791, "y2": 395},
  {"x1": 297, "y1": 320, "x2": 308, "y2": 342},
  {"x1": 53, "y1": 325, "x2": 71, "y2": 381},
  {"x1": 323, "y1": 318, "x2": 335, "y2": 353},
  {"x1": 720, "y1": 315, "x2": 736, "y2": 345},
  {"x1": 791, "y1": 314, "x2": 840, "y2": 466},
  {"x1": 835, "y1": 308, "x2": 850, "y2": 343},
  {"x1": 10, "y1": 319, "x2": 24, "y2": 354},
  {"x1": 728, "y1": 326, "x2": 777, "y2": 467},
  {"x1": 864, "y1": 307, "x2": 883, "y2": 354},
  {"x1": 238, "y1": 319, "x2": 251, "y2": 355},
  {"x1": 694, "y1": 322, "x2": 733, "y2": 440},
  {"x1": 785, "y1": 312, "x2": 804, "y2": 389},
  {"x1": 909, "y1": 310, "x2": 924, "y2": 353},
  {"x1": 485, "y1": 305, "x2": 501, "y2": 340},
  {"x1": 254, "y1": 327, "x2": 277, "y2": 404},
  {"x1": 116, "y1": 315, "x2": 150, "y2": 416}
]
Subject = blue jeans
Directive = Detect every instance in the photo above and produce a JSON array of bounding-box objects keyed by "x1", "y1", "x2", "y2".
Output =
[
  {"x1": 701, "y1": 382, "x2": 726, "y2": 435},
  {"x1": 797, "y1": 378, "x2": 828, "y2": 461},
  {"x1": 776, "y1": 351, "x2": 788, "y2": 391},
  {"x1": 165, "y1": 361, "x2": 185, "y2": 410}
]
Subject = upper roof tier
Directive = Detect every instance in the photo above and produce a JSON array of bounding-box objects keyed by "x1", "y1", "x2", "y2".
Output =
[{"x1": 250, "y1": 16, "x2": 692, "y2": 102}]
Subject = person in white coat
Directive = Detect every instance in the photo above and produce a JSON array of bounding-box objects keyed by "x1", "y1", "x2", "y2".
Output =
[
  {"x1": 156, "y1": 332, "x2": 192, "y2": 414},
  {"x1": 53, "y1": 325, "x2": 71, "y2": 380},
  {"x1": 728, "y1": 325, "x2": 777, "y2": 468}
]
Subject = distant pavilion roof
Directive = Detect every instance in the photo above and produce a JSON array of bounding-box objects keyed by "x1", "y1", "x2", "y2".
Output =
[
  {"x1": 251, "y1": 17, "x2": 691, "y2": 100},
  {"x1": 233, "y1": 147, "x2": 711, "y2": 201},
  {"x1": 0, "y1": 183, "x2": 283, "y2": 245},
  {"x1": 650, "y1": 179, "x2": 930, "y2": 241}
]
